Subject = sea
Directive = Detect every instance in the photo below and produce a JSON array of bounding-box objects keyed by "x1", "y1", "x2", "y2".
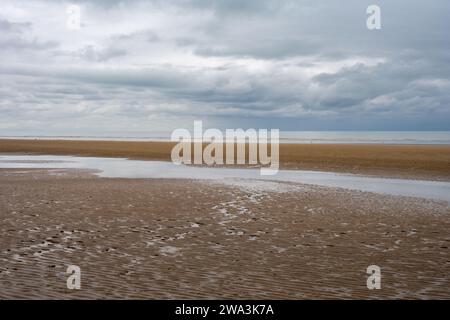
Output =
[{"x1": 1, "y1": 131, "x2": 450, "y2": 145}]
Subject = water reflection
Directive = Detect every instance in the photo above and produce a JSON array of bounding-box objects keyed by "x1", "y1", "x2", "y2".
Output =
[{"x1": 1, "y1": 154, "x2": 449, "y2": 202}]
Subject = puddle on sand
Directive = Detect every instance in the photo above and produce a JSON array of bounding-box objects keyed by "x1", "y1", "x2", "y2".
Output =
[{"x1": 1, "y1": 154, "x2": 450, "y2": 202}]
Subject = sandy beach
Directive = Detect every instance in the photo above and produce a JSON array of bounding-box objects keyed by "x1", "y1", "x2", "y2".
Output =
[
  {"x1": 2, "y1": 0, "x2": 450, "y2": 306},
  {"x1": 1, "y1": 139, "x2": 450, "y2": 180},
  {"x1": 0, "y1": 141, "x2": 450, "y2": 299}
]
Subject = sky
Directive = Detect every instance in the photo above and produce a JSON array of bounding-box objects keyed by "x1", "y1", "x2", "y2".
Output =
[{"x1": 1, "y1": 0, "x2": 450, "y2": 135}]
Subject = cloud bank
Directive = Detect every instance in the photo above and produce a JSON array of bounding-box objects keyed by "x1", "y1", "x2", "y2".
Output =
[{"x1": 1, "y1": 0, "x2": 449, "y2": 134}]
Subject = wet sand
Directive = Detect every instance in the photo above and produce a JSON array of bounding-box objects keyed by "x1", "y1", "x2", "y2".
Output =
[
  {"x1": 0, "y1": 168, "x2": 449, "y2": 299},
  {"x1": 1, "y1": 139, "x2": 450, "y2": 180}
]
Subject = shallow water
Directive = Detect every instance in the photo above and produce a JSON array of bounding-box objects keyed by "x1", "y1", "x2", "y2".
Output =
[{"x1": 1, "y1": 154, "x2": 450, "y2": 202}]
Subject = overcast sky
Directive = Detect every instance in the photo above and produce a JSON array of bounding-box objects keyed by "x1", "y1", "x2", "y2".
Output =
[{"x1": 1, "y1": 0, "x2": 449, "y2": 135}]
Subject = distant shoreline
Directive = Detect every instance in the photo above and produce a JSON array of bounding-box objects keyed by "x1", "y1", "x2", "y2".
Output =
[
  {"x1": 1, "y1": 138, "x2": 450, "y2": 181},
  {"x1": 1, "y1": 131, "x2": 450, "y2": 145}
]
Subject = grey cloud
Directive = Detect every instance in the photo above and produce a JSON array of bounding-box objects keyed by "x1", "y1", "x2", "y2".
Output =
[
  {"x1": 0, "y1": 19, "x2": 31, "y2": 32},
  {"x1": 78, "y1": 45, "x2": 127, "y2": 62},
  {"x1": 0, "y1": 38, "x2": 58, "y2": 51},
  {"x1": 0, "y1": 0, "x2": 449, "y2": 133},
  {"x1": 0, "y1": 19, "x2": 58, "y2": 52}
]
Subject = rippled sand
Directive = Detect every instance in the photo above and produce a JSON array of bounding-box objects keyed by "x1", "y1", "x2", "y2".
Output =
[{"x1": 0, "y1": 168, "x2": 449, "y2": 299}]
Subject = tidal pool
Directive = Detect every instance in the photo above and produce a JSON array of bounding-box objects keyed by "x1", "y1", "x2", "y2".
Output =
[{"x1": 1, "y1": 154, "x2": 450, "y2": 202}]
